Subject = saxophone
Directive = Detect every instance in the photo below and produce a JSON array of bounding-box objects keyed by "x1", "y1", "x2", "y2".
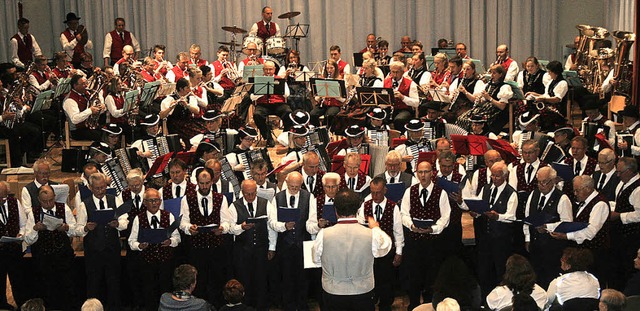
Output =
[{"x1": 85, "y1": 75, "x2": 106, "y2": 130}]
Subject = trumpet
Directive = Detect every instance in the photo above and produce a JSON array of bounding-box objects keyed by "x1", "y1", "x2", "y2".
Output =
[{"x1": 222, "y1": 60, "x2": 241, "y2": 82}]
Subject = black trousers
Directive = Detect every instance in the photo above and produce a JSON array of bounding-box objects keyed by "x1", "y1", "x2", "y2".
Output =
[
  {"x1": 610, "y1": 230, "x2": 640, "y2": 290},
  {"x1": 34, "y1": 248, "x2": 77, "y2": 310},
  {"x1": 140, "y1": 258, "x2": 173, "y2": 311},
  {"x1": 477, "y1": 234, "x2": 513, "y2": 298},
  {"x1": 404, "y1": 236, "x2": 444, "y2": 311},
  {"x1": 529, "y1": 235, "x2": 568, "y2": 289},
  {"x1": 125, "y1": 247, "x2": 145, "y2": 309},
  {"x1": 0, "y1": 245, "x2": 27, "y2": 309},
  {"x1": 310, "y1": 106, "x2": 340, "y2": 128},
  {"x1": 253, "y1": 103, "x2": 292, "y2": 141},
  {"x1": 233, "y1": 245, "x2": 269, "y2": 310},
  {"x1": 0, "y1": 121, "x2": 41, "y2": 166},
  {"x1": 85, "y1": 248, "x2": 122, "y2": 310},
  {"x1": 189, "y1": 246, "x2": 228, "y2": 309},
  {"x1": 392, "y1": 109, "x2": 413, "y2": 131},
  {"x1": 323, "y1": 290, "x2": 375, "y2": 311},
  {"x1": 373, "y1": 251, "x2": 396, "y2": 311},
  {"x1": 278, "y1": 243, "x2": 308, "y2": 311},
  {"x1": 71, "y1": 128, "x2": 103, "y2": 141}
]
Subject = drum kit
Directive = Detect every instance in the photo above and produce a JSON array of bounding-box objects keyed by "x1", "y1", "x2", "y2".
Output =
[{"x1": 219, "y1": 11, "x2": 308, "y2": 67}]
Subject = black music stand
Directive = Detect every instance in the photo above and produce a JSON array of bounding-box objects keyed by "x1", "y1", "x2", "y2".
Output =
[
  {"x1": 33, "y1": 90, "x2": 57, "y2": 162},
  {"x1": 356, "y1": 87, "x2": 394, "y2": 106},
  {"x1": 139, "y1": 81, "x2": 161, "y2": 111},
  {"x1": 250, "y1": 77, "x2": 286, "y2": 107},
  {"x1": 307, "y1": 61, "x2": 327, "y2": 75},
  {"x1": 310, "y1": 78, "x2": 347, "y2": 99},
  {"x1": 124, "y1": 89, "x2": 141, "y2": 141},
  {"x1": 284, "y1": 24, "x2": 309, "y2": 52},
  {"x1": 222, "y1": 83, "x2": 253, "y2": 128}
]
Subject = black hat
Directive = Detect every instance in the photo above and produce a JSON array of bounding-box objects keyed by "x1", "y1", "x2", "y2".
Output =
[
  {"x1": 289, "y1": 110, "x2": 310, "y2": 125},
  {"x1": 518, "y1": 111, "x2": 540, "y2": 127},
  {"x1": 289, "y1": 125, "x2": 308, "y2": 136},
  {"x1": 469, "y1": 114, "x2": 488, "y2": 123},
  {"x1": 102, "y1": 124, "x2": 123, "y2": 135},
  {"x1": 239, "y1": 126, "x2": 258, "y2": 138},
  {"x1": 64, "y1": 12, "x2": 81, "y2": 23},
  {"x1": 582, "y1": 95, "x2": 602, "y2": 111},
  {"x1": 405, "y1": 119, "x2": 425, "y2": 131},
  {"x1": 618, "y1": 105, "x2": 640, "y2": 119},
  {"x1": 140, "y1": 114, "x2": 160, "y2": 126},
  {"x1": 553, "y1": 126, "x2": 577, "y2": 139},
  {"x1": 368, "y1": 107, "x2": 387, "y2": 120},
  {"x1": 202, "y1": 110, "x2": 223, "y2": 121},
  {"x1": 198, "y1": 138, "x2": 221, "y2": 153},
  {"x1": 424, "y1": 101, "x2": 444, "y2": 112},
  {"x1": 344, "y1": 125, "x2": 365, "y2": 137},
  {"x1": 90, "y1": 141, "x2": 111, "y2": 157}
]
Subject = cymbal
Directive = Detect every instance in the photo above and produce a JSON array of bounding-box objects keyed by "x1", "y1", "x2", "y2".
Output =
[
  {"x1": 221, "y1": 26, "x2": 247, "y2": 34},
  {"x1": 218, "y1": 41, "x2": 237, "y2": 46},
  {"x1": 278, "y1": 11, "x2": 300, "y2": 19},
  {"x1": 565, "y1": 44, "x2": 577, "y2": 48}
]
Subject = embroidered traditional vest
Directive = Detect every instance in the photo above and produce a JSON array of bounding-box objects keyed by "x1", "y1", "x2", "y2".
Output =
[
  {"x1": 407, "y1": 184, "x2": 442, "y2": 240},
  {"x1": 138, "y1": 210, "x2": 174, "y2": 263},
  {"x1": 185, "y1": 188, "x2": 224, "y2": 248}
]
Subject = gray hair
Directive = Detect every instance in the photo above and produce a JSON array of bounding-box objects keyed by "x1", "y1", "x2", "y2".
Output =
[
  {"x1": 573, "y1": 175, "x2": 595, "y2": 190},
  {"x1": 385, "y1": 150, "x2": 402, "y2": 163},
  {"x1": 126, "y1": 168, "x2": 143, "y2": 182},
  {"x1": 322, "y1": 172, "x2": 341, "y2": 185},
  {"x1": 88, "y1": 172, "x2": 107, "y2": 187},
  {"x1": 80, "y1": 298, "x2": 104, "y2": 311},
  {"x1": 536, "y1": 166, "x2": 557, "y2": 180},
  {"x1": 491, "y1": 161, "x2": 509, "y2": 176},
  {"x1": 32, "y1": 159, "x2": 50, "y2": 173}
]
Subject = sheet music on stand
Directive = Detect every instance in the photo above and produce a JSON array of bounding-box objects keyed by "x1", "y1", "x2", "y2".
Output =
[
  {"x1": 124, "y1": 89, "x2": 140, "y2": 113},
  {"x1": 344, "y1": 73, "x2": 361, "y2": 89},
  {"x1": 250, "y1": 77, "x2": 285, "y2": 96},
  {"x1": 222, "y1": 83, "x2": 253, "y2": 114},
  {"x1": 32, "y1": 90, "x2": 54, "y2": 113},
  {"x1": 357, "y1": 87, "x2": 394, "y2": 106},
  {"x1": 54, "y1": 78, "x2": 71, "y2": 98},
  {"x1": 308, "y1": 61, "x2": 327, "y2": 75},
  {"x1": 243, "y1": 65, "x2": 264, "y2": 82},
  {"x1": 295, "y1": 71, "x2": 317, "y2": 83},
  {"x1": 157, "y1": 82, "x2": 176, "y2": 97},
  {"x1": 425, "y1": 55, "x2": 436, "y2": 71},
  {"x1": 428, "y1": 89, "x2": 451, "y2": 104},
  {"x1": 310, "y1": 78, "x2": 346, "y2": 98},
  {"x1": 284, "y1": 24, "x2": 310, "y2": 39},
  {"x1": 139, "y1": 81, "x2": 160, "y2": 108}
]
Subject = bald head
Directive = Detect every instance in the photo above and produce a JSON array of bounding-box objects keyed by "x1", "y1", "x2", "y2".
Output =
[
  {"x1": 286, "y1": 171, "x2": 303, "y2": 195},
  {"x1": 241, "y1": 179, "x2": 258, "y2": 203}
]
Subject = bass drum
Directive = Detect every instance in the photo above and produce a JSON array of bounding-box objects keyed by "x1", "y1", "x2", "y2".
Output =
[
  {"x1": 266, "y1": 36, "x2": 286, "y2": 55},
  {"x1": 242, "y1": 35, "x2": 264, "y2": 55}
]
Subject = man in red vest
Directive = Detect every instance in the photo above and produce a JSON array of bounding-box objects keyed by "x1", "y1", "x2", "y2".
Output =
[
  {"x1": 249, "y1": 6, "x2": 281, "y2": 55},
  {"x1": 10, "y1": 18, "x2": 42, "y2": 69},
  {"x1": 491, "y1": 44, "x2": 519, "y2": 82},
  {"x1": 62, "y1": 74, "x2": 105, "y2": 140},
  {"x1": 329, "y1": 45, "x2": 351, "y2": 79},
  {"x1": 249, "y1": 61, "x2": 291, "y2": 147},
  {"x1": 384, "y1": 61, "x2": 420, "y2": 130},
  {"x1": 60, "y1": 12, "x2": 93, "y2": 68},
  {"x1": 166, "y1": 52, "x2": 190, "y2": 83},
  {"x1": 103, "y1": 17, "x2": 140, "y2": 66}
]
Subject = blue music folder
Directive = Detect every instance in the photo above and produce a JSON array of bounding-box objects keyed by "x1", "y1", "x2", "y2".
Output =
[
  {"x1": 437, "y1": 177, "x2": 460, "y2": 194},
  {"x1": 163, "y1": 198, "x2": 182, "y2": 219},
  {"x1": 277, "y1": 207, "x2": 300, "y2": 222},
  {"x1": 223, "y1": 192, "x2": 234, "y2": 204},
  {"x1": 197, "y1": 224, "x2": 219, "y2": 234},
  {"x1": 385, "y1": 183, "x2": 406, "y2": 203},
  {"x1": 465, "y1": 199, "x2": 490, "y2": 214},
  {"x1": 246, "y1": 216, "x2": 268, "y2": 224},
  {"x1": 139, "y1": 228, "x2": 167, "y2": 244},
  {"x1": 554, "y1": 222, "x2": 588, "y2": 233},
  {"x1": 321, "y1": 204, "x2": 337, "y2": 223},
  {"x1": 412, "y1": 218, "x2": 434, "y2": 229},
  {"x1": 523, "y1": 212, "x2": 560, "y2": 227},
  {"x1": 89, "y1": 209, "x2": 115, "y2": 225},
  {"x1": 551, "y1": 163, "x2": 575, "y2": 182}
]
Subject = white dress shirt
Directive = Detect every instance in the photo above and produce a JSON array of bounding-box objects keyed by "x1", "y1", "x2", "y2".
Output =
[
  {"x1": 462, "y1": 182, "x2": 518, "y2": 223},
  {"x1": 63, "y1": 90, "x2": 95, "y2": 129},
  {"x1": 0, "y1": 199, "x2": 27, "y2": 237},
  {"x1": 400, "y1": 183, "x2": 451, "y2": 234},
  {"x1": 24, "y1": 203, "x2": 76, "y2": 245},
  {"x1": 75, "y1": 195, "x2": 127, "y2": 237},
  {"x1": 523, "y1": 190, "x2": 573, "y2": 242},
  {"x1": 10, "y1": 33, "x2": 42, "y2": 68},
  {"x1": 268, "y1": 190, "x2": 319, "y2": 236},
  {"x1": 102, "y1": 31, "x2": 141, "y2": 60},
  {"x1": 21, "y1": 180, "x2": 45, "y2": 213},
  {"x1": 60, "y1": 30, "x2": 93, "y2": 61},
  {"x1": 546, "y1": 271, "x2": 600, "y2": 306},
  {"x1": 128, "y1": 210, "x2": 180, "y2": 251},
  {"x1": 567, "y1": 191, "x2": 609, "y2": 244},
  {"x1": 227, "y1": 197, "x2": 277, "y2": 249},
  {"x1": 160, "y1": 94, "x2": 199, "y2": 117},
  {"x1": 357, "y1": 198, "x2": 404, "y2": 255},
  {"x1": 104, "y1": 94, "x2": 127, "y2": 120},
  {"x1": 508, "y1": 159, "x2": 542, "y2": 188},
  {"x1": 178, "y1": 189, "x2": 232, "y2": 235},
  {"x1": 486, "y1": 284, "x2": 547, "y2": 311}
]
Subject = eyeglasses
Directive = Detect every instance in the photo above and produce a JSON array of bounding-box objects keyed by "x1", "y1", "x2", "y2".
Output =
[
  {"x1": 416, "y1": 170, "x2": 432, "y2": 174},
  {"x1": 598, "y1": 160, "x2": 613, "y2": 165},
  {"x1": 144, "y1": 198, "x2": 162, "y2": 204},
  {"x1": 538, "y1": 179, "x2": 554, "y2": 186}
]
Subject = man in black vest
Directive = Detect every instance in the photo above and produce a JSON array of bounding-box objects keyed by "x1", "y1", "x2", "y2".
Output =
[
  {"x1": 376, "y1": 150, "x2": 417, "y2": 190},
  {"x1": 229, "y1": 179, "x2": 276, "y2": 310},
  {"x1": 268, "y1": 171, "x2": 319, "y2": 311},
  {"x1": 251, "y1": 159, "x2": 278, "y2": 192},
  {"x1": 0, "y1": 181, "x2": 28, "y2": 309},
  {"x1": 523, "y1": 166, "x2": 572, "y2": 288},
  {"x1": 21, "y1": 159, "x2": 58, "y2": 213},
  {"x1": 400, "y1": 161, "x2": 451, "y2": 310},
  {"x1": 25, "y1": 185, "x2": 77, "y2": 310},
  {"x1": 76, "y1": 172, "x2": 128, "y2": 310},
  {"x1": 464, "y1": 161, "x2": 517, "y2": 297},
  {"x1": 609, "y1": 157, "x2": 640, "y2": 290},
  {"x1": 592, "y1": 148, "x2": 620, "y2": 202}
]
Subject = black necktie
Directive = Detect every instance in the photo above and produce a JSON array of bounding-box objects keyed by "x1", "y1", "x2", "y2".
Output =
[
  {"x1": 48, "y1": 209, "x2": 54, "y2": 216},
  {"x1": 538, "y1": 196, "x2": 546, "y2": 212},
  {"x1": 575, "y1": 161, "x2": 582, "y2": 176},
  {"x1": 134, "y1": 194, "x2": 141, "y2": 210},
  {"x1": 328, "y1": 198, "x2": 334, "y2": 203},
  {"x1": 0, "y1": 205, "x2": 7, "y2": 224},
  {"x1": 375, "y1": 204, "x2": 382, "y2": 221},
  {"x1": 175, "y1": 185, "x2": 181, "y2": 198},
  {"x1": 490, "y1": 187, "x2": 498, "y2": 206},
  {"x1": 99, "y1": 199, "x2": 105, "y2": 210},
  {"x1": 248, "y1": 202, "x2": 254, "y2": 217},
  {"x1": 390, "y1": 176, "x2": 395, "y2": 184},
  {"x1": 393, "y1": 80, "x2": 399, "y2": 89},
  {"x1": 349, "y1": 178, "x2": 355, "y2": 190},
  {"x1": 119, "y1": 32, "x2": 124, "y2": 42},
  {"x1": 202, "y1": 197, "x2": 208, "y2": 216},
  {"x1": 265, "y1": 22, "x2": 270, "y2": 33},
  {"x1": 598, "y1": 174, "x2": 606, "y2": 191},
  {"x1": 421, "y1": 189, "x2": 428, "y2": 206},
  {"x1": 574, "y1": 201, "x2": 585, "y2": 217},
  {"x1": 213, "y1": 183, "x2": 218, "y2": 193},
  {"x1": 289, "y1": 196, "x2": 295, "y2": 208},
  {"x1": 151, "y1": 215, "x2": 159, "y2": 229},
  {"x1": 308, "y1": 176, "x2": 314, "y2": 194},
  {"x1": 260, "y1": 185, "x2": 265, "y2": 189},
  {"x1": 526, "y1": 165, "x2": 533, "y2": 184}
]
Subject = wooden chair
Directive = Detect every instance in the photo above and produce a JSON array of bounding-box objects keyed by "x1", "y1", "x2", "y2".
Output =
[
  {"x1": 0, "y1": 138, "x2": 11, "y2": 168},
  {"x1": 64, "y1": 120, "x2": 93, "y2": 149}
]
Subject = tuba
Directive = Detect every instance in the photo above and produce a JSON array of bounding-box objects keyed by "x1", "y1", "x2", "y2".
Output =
[{"x1": 612, "y1": 30, "x2": 636, "y2": 97}]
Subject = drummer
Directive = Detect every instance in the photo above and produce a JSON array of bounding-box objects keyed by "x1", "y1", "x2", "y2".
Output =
[
  {"x1": 237, "y1": 42, "x2": 264, "y2": 79},
  {"x1": 249, "y1": 6, "x2": 281, "y2": 55}
]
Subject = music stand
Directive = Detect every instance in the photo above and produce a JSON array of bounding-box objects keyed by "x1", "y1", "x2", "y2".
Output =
[
  {"x1": 250, "y1": 77, "x2": 286, "y2": 104},
  {"x1": 139, "y1": 81, "x2": 160, "y2": 109},
  {"x1": 54, "y1": 78, "x2": 72, "y2": 98},
  {"x1": 243, "y1": 65, "x2": 264, "y2": 81},
  {"x1": 157, "y1": 83, "x2": 176, "y2": 97},
  {"x1": 294, "y1": 71, "x2": 317, "y2": 83},
  {"x1": 308, "y1": 60, "x2": 327, "y2": 75},
  {"x1": 310, "y1": 78, "x2": 346, "y2": 98},
  {"x1": 221, "y1": 83, "x2": 253, "y2": 127},
  {"x1": 284, "y1": 23, "x2": 309, "y2": 52},
  {"x1": 33, "y1": 90, "x2": 55, "y2": 158},
  {"x1": 425, "y1": 55, "x2": 436, "y2": 71},
  {"x1": 428, "y1": 89, "x2": 451, "y2": 104},
  {"x1": 356, "y1": 87, "x2": 394, "y2": 106}
]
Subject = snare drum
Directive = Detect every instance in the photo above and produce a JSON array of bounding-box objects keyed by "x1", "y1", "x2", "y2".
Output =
[
  {"x1": 243, "y1": 35, "x2": 264, "y2": 55},
  {"x1": 266, "y1": 36, "x2": 286, "y2": 55}
]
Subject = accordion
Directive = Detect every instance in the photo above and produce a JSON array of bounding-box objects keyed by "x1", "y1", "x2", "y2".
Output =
[
  {"x1": 238, "y1": 148, "x2": 276, "y2": 182},
  {"x1": 517, "y1": 131, "x2": 532, "y2": 155},
  {"x1": 142, "y1": 134, "x2": 181, "y2": 170},
  {"x1": 540, "y1": 141, "x2": 566, "y2": 164},
  {"x1": 368, "y1": 130, "x2": 389, "y2": 146},
  {"x1": 424, "y1": 121, "x2": 445, "y2": 140},
  {"x1": 304, "y1": 126, "x2": 330, "y2": 149},
  {"x1": 345, "y1": 143, "x2": 369, "y2": 155},
  {"x1": 408, "y1": 142, "x2": 432, "y2": 168},
  {"x1": 114, "y1": 147, "x2": 148, "y2": 175},
  {"x1": 615, "y1": 131, "x2": 634, "y2": 158},
  {"x1": 219, "y1": 156, "x2": 242, "y2": 196},
  {"x1": 101, "y1": 157, "x2": 128, "y2": 193}
]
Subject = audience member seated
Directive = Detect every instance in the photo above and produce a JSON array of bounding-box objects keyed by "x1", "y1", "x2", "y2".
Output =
[
  {"x1": 219, "y1": 279, "x2": 256, "y2": 311},
  {"x1": 159, "y1": 264, "x2": 214, "y2": 311},
  {"x1": 486, "y1": 254, "x2": 547, "y2": 310},
  {"x1": 546, "y1": 247, "x2": 600, "y2": 309},
  {"x1": 599, "y1": 289, "x2": 627, "y2": 311}
]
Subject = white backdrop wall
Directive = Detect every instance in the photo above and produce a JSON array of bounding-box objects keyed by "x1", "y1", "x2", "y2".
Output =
[{"x1": 0, "y1": 0, "x2": 630, "y2": 70}]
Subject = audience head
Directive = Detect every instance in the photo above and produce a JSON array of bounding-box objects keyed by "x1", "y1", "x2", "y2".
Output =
[
  {"x1": 223, "y1": 279, "x2": 245, "y2": 304},
  {"x1": 436, "y1": 298, "x2": 461, "y2": 311},
  {"x1": 21, "y1": 298, "x2": 45, "y2": 311},
  {"x1": 172, "y1": 264, "x2": 198, "y2": 292},
  {"x1": 81, "y1": 298, "x2": 104, "y2": 311},
  {"x1": 502, "y1": 254, "x2": 536, "y2": 295},
  {"x1": 599, "y1": 288, "x2": 626, "y2": 311},
  {"x1": 560, "y1": 247, "x2": 593, "y2": 272}
]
